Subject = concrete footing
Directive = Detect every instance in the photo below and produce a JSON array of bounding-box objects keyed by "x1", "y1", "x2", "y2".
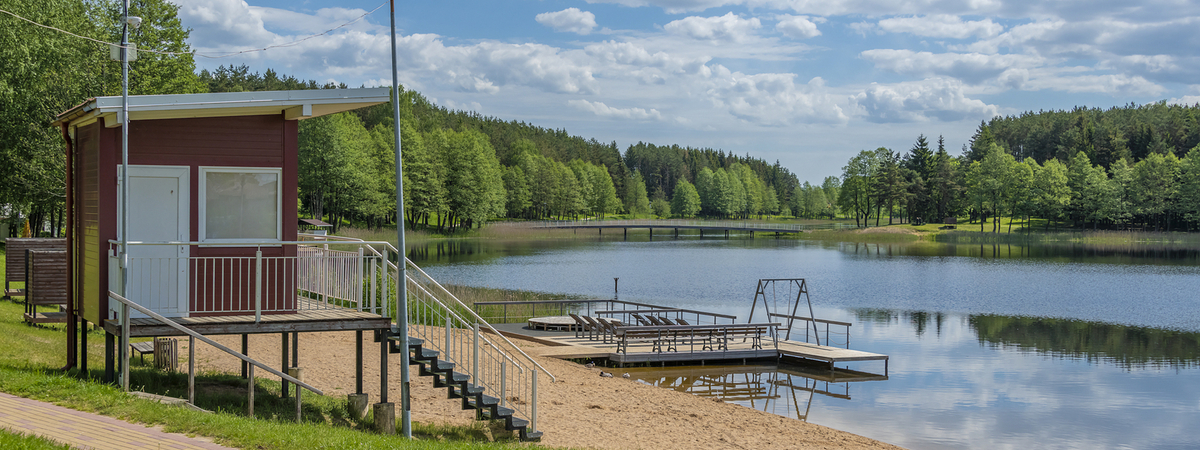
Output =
[
  {"x1": 374, "y1": 402, "x2": 395, "y2": 434},
  {"x1": 347, "y1": 393, "x2": 369, "y2": 421}
]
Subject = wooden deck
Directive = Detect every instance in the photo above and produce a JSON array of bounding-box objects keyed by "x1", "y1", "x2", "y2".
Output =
[
  {"x1": 491, "y1": 323, "x2": 889, "y2": 372},
  {"x1": 102, "y1": 300, "x2": 391, "y2": 337}
]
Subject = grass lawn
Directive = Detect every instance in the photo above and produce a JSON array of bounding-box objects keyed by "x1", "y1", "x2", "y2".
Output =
[
  {"x1": 0, "y1": 247, "x2": 545, "y2": 450},
  {"x1": 0, "y1": 428, "x2": 72, "y2": 450}
]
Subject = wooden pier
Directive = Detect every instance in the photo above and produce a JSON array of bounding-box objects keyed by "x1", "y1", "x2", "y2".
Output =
[{"x1": 489, "y1": 322, "x2": 889, "y2": 375}]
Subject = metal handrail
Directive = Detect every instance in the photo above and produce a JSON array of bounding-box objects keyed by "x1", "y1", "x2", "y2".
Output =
[
  {"x1": 300, "y1": 234, "x2": 561, "y2": 381},
  {"x1": 406, "y1": 280, "x2": 522, "y2": 369},
  {"x1": 400, "y1": 255, "x2": 557, "y2": 382},
  {"x1": 108, "y1": 290, "x2": 320, "y2": 420}
]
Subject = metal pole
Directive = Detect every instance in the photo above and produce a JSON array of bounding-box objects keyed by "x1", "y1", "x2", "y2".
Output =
[
  {"x1": 120, "y1": 302, "x2": 129, "y2": 391},
  {"x1": 254, "y1": 249, "x2": 262, "y2": 323},
  {"x1": 390, "y1": 0, "x2": 412, "y2": 439},
  {"x1": 118, "y1": 0, "x2": 131, "y2": 391},
  {"x1": 247, "y1": 364, "x2": 255, "y2": 418},
  {"x1": 188, "y1": 335, "x2": 195, "y2": 404},
  {"x1": 531, "y1": 370, "x2": 538, "y2": 434}
]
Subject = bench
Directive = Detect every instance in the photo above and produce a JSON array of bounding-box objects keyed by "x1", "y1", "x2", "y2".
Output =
[
  {"x1": 614, "y1": 323, "x2": 779, "y2": 354},
  {"x1": 130, "y1": 338, "x2": 179, "y2": 371},
  {"x1": 4, "y1": 238, "x2": 67, "y2": 298},
  {"x1": 24, "y1": 249, "x2": 68, "y2": 324}
]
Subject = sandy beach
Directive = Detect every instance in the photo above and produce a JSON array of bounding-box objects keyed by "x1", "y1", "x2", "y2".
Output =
[{"x1": 188, "y1": 331, "x2": 900, "y2": 450}]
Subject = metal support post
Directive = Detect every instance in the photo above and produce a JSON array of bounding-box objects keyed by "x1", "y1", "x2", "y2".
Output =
[
  {"x1": 254, "y1": 249, "x2": 262, "y2": 323},
  {"x1": 120, "y1": 303, "x2": 129, "y2": 391},
  {"x1": 247, "y1": 364, "x2": 255, "y2": 418},
  {"x1": 281, "y1": 332, "x2": 289, "y2": 398},
  {"x1": 531, "y1": 370, "x2": 539, "y2": 433},
  {"x1": 188, "y1": 335, "x2": 195, "y2": 405},
  {"x1": 472, "y1": 323, "x2": 479, "y2": 384},
  {"x1": 500, "y1": 361, "x2": 507, "y2": 408}
]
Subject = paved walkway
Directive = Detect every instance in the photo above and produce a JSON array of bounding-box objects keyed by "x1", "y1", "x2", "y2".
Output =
[{"x1": 0, "y1": 392, "x2": 235, "y2": 450}]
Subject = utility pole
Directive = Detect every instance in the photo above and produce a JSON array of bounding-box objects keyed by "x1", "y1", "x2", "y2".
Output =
[{"x1": 389, "y1": 0, "x2": 411, "y2": 438}]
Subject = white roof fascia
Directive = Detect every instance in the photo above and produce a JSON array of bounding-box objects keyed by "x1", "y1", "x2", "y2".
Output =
[{"x1": 59, "y1": 88, "x2": 390, "y2": 127}]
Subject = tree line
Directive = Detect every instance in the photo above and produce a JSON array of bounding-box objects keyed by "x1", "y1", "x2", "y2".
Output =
[{"x1": 823, "y1": 108, "x2": 1200, "y2": 232}]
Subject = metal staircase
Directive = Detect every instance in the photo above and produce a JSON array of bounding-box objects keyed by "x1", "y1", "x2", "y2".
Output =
[{"x1": 319, "y1": 236, "x2": 553, "y2": 441}]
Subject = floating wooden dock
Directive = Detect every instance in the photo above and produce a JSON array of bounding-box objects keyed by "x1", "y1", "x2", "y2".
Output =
[{"x1": 489, "y1": 323, "x2": 889, "y2": 375}]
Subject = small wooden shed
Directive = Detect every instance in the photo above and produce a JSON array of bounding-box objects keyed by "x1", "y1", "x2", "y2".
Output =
[{"x1": 53, "y1": 88, "x2": 390, "y2": 327}]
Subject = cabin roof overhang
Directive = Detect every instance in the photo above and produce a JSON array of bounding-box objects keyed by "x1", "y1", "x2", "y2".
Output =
[{"x1": 53, "y1": 88, "x2": 391, "y2": 128}]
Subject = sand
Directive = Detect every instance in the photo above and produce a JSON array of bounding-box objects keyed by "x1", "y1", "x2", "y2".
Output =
[{"x1": 186, "y1": 331, "x2": 900, "y2": 450}]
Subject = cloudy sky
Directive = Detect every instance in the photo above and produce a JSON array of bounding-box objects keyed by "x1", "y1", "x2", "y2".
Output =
[{"x1": 171, "y1": 0, "x2": 1200, "y2": 183}]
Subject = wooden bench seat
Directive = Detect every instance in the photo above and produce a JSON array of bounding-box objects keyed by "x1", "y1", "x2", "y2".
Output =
[{"x1": 614, "y1": 323, "x2": 779, "y2": 354}]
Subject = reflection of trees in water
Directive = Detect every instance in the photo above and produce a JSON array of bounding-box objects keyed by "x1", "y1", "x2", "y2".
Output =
[
  {"x1": 840, "y1": 241, "x2": 1200, "y2": 265},
  {"x1": 969, "y1": 315, "x2": 1200, "y2": 369},
  {"x1": 852, "y1": 308, "x2": 1200, "y2": 369}
]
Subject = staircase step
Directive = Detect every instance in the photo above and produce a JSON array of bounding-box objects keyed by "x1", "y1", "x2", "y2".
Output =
[
  {"x1": 508, "y1": 416, "x2": 529, "y2": 430},
  {"x1": 447, "y1": 371, "x2": 469, "y2": 383},
  {"x1": 477, "y1": 394, "x2": 500, "y2": 407},
  {"x1": 432, "y1": 360, "x2": 455, "y2": 372},
  {"x1": 495, "y1": 406, "x2": 515, "y2": 418},
  {"x1": 521, "y1": 430, "x2": 543, "y2": 441},
  {"x1": 413, "y1": 348, "x2": 439, "y2": 361}
]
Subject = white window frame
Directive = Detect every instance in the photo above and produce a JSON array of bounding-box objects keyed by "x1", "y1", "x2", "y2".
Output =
[{"x1": 198, "y1": 166, "x2": 283, "y2": 244}]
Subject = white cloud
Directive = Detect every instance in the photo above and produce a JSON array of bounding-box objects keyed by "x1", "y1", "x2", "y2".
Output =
[
  {"x1": 664, "y1": 12, "x2": 761, "y2": 43},
  {"x1": 569, "y1": 99, "x2": 664, "y2": 120},
  {"x1": 175, "y1": 0, "x2": 276, "y2": 48},
  {"x1": 1166, "y1": 95, "x2": 1200, "y2": 106},
  {"x1": 535, "y1": 8, "x2": 598, "y2": 35},
  {"x1": 861, "y1": 49, "x2": 1042, "y2": 85},
  {"x1": 1022, "y1": 73, "x2": 1165, "y2": 96},
  {"x1": 775, "y1": 15, "x2": 822, "y2": 39},
  {"x1": 851, "y1": 78, "x2": 1000, "y2": 123},
  {"x1": 877, "y1": 15, "x2": 1004, "y2": 39},
  {"x1": 707, "y1": 69, "x2": 848, "y2": 126}
]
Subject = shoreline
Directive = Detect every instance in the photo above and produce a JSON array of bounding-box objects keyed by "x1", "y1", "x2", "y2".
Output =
[{"x1": 190, "y1": 330, "x2": 901, "y2": 449}]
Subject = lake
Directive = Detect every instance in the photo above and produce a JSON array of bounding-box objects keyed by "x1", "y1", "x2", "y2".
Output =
[{"x1": 406, "y1": 231, "x2": 1200, "y2": 449}]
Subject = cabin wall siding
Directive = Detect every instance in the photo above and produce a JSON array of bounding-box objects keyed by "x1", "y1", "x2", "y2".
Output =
[{"x1": 87, "y1": 114, "x2": 300, "y2": 317}]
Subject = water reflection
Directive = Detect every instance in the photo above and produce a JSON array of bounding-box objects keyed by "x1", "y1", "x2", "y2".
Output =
[
  {"x1": 624, "y1": 364, "x2": 887, "y2": 422},
  {"x1": 836, "y1": 241, "x2": 1200, "y2": 264},
  {"x1": 853, "y1": 309, "x2": 1200, "y2": 369}
]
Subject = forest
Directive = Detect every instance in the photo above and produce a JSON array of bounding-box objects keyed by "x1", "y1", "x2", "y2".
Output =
[
  {"x1": 4, "y1": 0, "x2": 1200, "y2": 235},
  {"x1": 821, "y1": 104, "x2": 1200, "y2": 232}
]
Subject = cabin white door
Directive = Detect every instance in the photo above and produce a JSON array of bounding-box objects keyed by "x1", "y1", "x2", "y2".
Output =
[{"x1": 117, "y1": 165, "x2": 190, "y2": 318}]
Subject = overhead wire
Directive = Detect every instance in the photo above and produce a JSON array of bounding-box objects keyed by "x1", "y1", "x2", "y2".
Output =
[{"x1": 0, "y1": 1, "x2": 388, "y2": 59}]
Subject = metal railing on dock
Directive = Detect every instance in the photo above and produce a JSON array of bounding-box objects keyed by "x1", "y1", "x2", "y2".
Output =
[
  {"x1": 473, "y1": 299, "x2": 737, "y2": 325},
  {"x1": 769, "y1": 313, "x2": 851, "y2": 348}
]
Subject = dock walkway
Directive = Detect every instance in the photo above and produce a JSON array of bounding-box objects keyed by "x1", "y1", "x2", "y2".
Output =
[{"x1": 490, "y1": 323, "x2": 889, "y2": 374}]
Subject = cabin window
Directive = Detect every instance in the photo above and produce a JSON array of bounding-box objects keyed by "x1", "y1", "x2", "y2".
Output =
[{"x1": 199, "y1": 167, "x2": 282, "y2": 242}]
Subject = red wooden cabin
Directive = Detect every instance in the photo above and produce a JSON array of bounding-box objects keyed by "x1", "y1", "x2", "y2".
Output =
[{"x1": 54, "y1": 89, "x2": 390, "y2": 326}]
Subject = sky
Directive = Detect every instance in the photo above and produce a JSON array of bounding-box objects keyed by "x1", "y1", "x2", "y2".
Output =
[{"x1": 170, "y1": 0, "x2": 1200, "y2": 183}]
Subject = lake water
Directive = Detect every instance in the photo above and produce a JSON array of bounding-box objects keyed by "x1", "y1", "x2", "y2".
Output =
[{"x1": 407, "y1": 232, "x2": 1200, "y2": 449}]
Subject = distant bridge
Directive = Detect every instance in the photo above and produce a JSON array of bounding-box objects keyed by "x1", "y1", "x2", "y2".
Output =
[{"x1": 530, "y1": 219, "x2": 851, "y2": 238}]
